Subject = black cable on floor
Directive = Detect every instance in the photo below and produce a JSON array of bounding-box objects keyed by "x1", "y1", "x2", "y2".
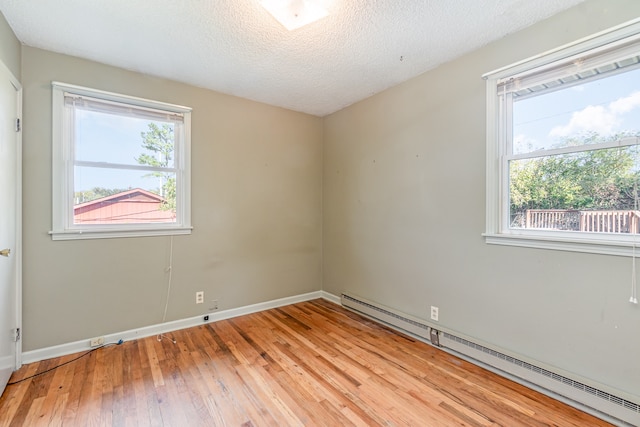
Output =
[{"x1": 6, "y1": 339, "x2": 124, "y2": 386}]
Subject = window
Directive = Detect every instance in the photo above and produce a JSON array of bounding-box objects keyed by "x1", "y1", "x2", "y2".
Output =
[
  {"x1": 484, "y1": 20, "x2": 640, "y2": 256},
  {"x1": 51, "y1": 82, "x2": 192, "y2": 240}
]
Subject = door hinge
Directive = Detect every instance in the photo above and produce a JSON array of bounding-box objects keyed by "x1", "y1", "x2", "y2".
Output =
[
  {"x1": 13, "y1": 328, "x2": 20, "y2": 342},
  {"x1": 15, "y1": 118, "x2": 20, "y2": 132}
]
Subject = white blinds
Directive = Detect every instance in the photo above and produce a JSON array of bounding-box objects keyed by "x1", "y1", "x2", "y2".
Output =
[
  {"x1": 64, "y1": 92, "x2": 184, "y2": 123},
  {"x1": 497, "y1": 37, "x2": 640, "y2": 99}
]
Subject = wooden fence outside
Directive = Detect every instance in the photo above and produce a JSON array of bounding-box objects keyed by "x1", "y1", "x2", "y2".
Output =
[{"x1": 524, "y1": 209, "x2": 640, "y2": 234}]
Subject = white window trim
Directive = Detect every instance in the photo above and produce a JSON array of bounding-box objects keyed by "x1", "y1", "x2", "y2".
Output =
[
  {"x1": 483, "y1": 18, "x2": 640, "y2": 257},
  {"x1": 50, "y1": 82, "x2": 193, "y2": 240}
]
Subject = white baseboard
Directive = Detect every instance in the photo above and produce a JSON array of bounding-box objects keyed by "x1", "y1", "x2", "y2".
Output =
[
  {"x1": 22, "y1": 290, "x2": 340, "y2": 365},
  {"x1": 319, "y1": 290, "x2": 341, "y2": 305}
]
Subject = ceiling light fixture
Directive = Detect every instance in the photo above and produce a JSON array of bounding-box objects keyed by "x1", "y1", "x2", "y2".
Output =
[{"x1": 260, "y1": 0, "x2": 328, "y2": 31}]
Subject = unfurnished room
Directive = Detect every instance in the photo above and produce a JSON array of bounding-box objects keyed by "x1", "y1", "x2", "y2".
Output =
[{"x1": 0, "y1": 0, "x2": 639, "y2": 426}]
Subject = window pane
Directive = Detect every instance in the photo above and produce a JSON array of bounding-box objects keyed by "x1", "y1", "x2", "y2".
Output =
[
  {"x1": 512, "y1": 67, "x2": 640, "y2": 155},
  {"x1": 75, "y1": 109, "x2": 176, "y2": 168},
  {"x1": 509, "y1": 146, "x2": 640, "y2": 233},
  {"x1": 74, "y1": 166, "x2": 176, "y2": 224}
]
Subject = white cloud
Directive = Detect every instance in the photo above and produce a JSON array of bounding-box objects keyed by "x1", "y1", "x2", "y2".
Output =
[
  {"x1": 610, "y1": 91, "x2": 640, "y2": 114},
  {"x1": 549, "y1": 105, "x2": 618, "y2": 137},
  {"x1": 549, "y1": 91, "x2": 640, "y2": 138}
]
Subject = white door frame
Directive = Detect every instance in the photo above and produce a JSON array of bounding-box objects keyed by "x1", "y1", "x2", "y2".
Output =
[{"x1": 0, "y1": 60, "x2": 22, "y2": 370}]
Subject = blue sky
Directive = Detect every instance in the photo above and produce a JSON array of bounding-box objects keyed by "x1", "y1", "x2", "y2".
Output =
[
  {"x1": 513, "y1": 67, "x2": 640, "y2": 154},
  {"x1": 74, "y1": 110, "x2": 174, "y2": 194}
]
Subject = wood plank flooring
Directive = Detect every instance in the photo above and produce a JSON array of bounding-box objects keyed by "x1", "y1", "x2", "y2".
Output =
[{"x1": 0, "y1": 299, "x2": 612, "y2": 426}]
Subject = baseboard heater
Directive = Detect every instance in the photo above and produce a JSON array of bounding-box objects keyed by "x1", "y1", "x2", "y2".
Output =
[{"x1": 341, "y1": 293, "x2": 639, "y2": 427}]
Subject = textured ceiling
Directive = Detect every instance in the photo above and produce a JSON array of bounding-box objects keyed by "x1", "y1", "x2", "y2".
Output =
[{"x1": 0, "y1": 0, "x2": 585, "y2": 116}]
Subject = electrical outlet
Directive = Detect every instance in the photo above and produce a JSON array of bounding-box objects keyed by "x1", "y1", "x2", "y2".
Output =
[
  {"x1": 196, "y1": 291, "x2": 204, "y2": 304},
  {"x1": 430, "y1": 306, "x2": 439, "y2": 322},
  {"x1": 90, "y1": 336, "x2": 105, "y2": 347}
]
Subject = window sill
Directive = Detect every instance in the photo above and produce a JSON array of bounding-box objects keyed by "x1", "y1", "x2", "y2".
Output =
[
  {"x1": 50, "y1": 226, "x2": 193, "y2": 241},
  {"x1": 483, "y1": 232, "x2": 639, "y2": 257}
]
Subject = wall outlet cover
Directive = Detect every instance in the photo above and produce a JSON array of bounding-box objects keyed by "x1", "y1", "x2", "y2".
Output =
[
  {"x1": 90, "y1": 336, "x2": 105, "y2": 347},
  {"x1": 430, "y1": 306, "x2": 439, "y2": 321}
]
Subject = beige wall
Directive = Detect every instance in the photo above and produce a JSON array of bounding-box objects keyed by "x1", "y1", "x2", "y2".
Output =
[
  {"x1": 323, "y1": 0, "x2": 640, "y2": 401},
  {"x1": 0, "y1": 12, "x2": 20, "y2": 78},
  {"x1": 21, "y1": 47, "x2": 323, "y2": 350}
]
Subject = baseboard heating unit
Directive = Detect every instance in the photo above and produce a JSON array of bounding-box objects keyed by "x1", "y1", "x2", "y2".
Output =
[{"x1": 341, "y1": 293, "x2": 639, "y2": 427}]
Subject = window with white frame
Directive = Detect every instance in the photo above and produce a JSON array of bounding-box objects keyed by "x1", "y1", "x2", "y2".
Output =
[
  {"x1": 51, "y1": 82, "x2": 192, "y2": 240},
  {"x1": 484, "y1": 20, "x2": 640, "y2": 256}
]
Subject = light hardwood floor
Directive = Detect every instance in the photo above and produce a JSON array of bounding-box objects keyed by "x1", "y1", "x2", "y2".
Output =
[{"x1": 0, "y1": 299, "x2": 611, "y2": 426}]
